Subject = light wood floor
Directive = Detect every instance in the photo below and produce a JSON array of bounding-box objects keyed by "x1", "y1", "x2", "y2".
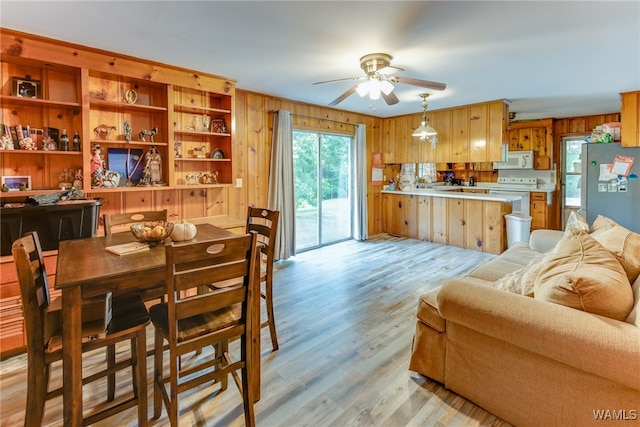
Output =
[{"x1": 0, "y1": 234, "x2": 513, "y2": 427}]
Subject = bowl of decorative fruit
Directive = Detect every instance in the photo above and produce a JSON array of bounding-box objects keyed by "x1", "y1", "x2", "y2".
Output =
[{"x1": 130, "y1": 221, "x2": 174, "y2": 247}]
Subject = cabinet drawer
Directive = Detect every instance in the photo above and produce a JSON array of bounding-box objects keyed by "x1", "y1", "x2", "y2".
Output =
[{"x1": 531, "y1": 192, "x2": 547, "y2": 201}]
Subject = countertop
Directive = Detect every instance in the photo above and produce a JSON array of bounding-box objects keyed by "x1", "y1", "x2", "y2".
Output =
[
  {"x1": 382, "y1": 188, "x2": 522, "y2": 202},
  {"x1": 381, "y1": 183, "x2": 554, "y2": 202}
]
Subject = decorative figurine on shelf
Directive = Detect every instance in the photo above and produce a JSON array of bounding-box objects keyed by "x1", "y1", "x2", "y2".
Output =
[
  {"x1": 93, "y1": 125, "x2": 117, "y2": 140},
  {"x1": 91, "y1": 144, "x2": 106, "y2": 187},
  {"x1": 1, "y1": 183, "x2": 9, "y2": 192},
  {"x1": 145, "y1": 145, "x2": 162, "y2": 184},
  {"x1": 174, "y1": 141, "x2": 182, "y2": 158},
  {"x1": 16, "y1": 124, "x2": 36, "y2": 150},
  {"x1": 186, "y1": 172, "x2": 201, "y2": 185},
  {"x1": 202, "y1": 114, "x2": 211, "y2": 132},
  {"x1": 124, "y1": 120, "x2": 132, "y2": 142},
  {"x1": 193, "y1": 145, "x2": 206, "y2": 159},
  {"x1": 58, "y1": 168, "x2": 74, "y2": 190},
  {"x1": 139, "y1": 126, "x2": 158, "y2": 142},
  {"x1": 73, "y1": 168, "x2": 83, "y2": 189}
]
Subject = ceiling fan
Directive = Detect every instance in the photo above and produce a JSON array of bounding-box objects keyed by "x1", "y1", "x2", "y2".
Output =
[{"x1": 313, "y1": 53, "x2": 446, "y2": 106}]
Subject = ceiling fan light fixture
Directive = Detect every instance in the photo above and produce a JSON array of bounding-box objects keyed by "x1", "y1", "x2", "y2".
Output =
[
  {"x1": 356, "y1": 81, "x2": 370, "y2": 97},
  {"x1": 380, "y1": 80, "x2": 394, "y2": 95}
]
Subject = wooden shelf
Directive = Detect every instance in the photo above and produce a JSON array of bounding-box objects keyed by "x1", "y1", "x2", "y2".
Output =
[
  {"x1": 174, "y1": 129, "x2": 230, "y2": 137},
  {"x1": 88, "y1": 139, "x2": 168, "y2": 147},
  {"x1": 174, "y1": 104, "x2": 230, "y2": 115},
  {"x1": 90, "y1": 99, "x2": 167, "y2": 112},
  {"x1": 175, "y1": 158, "x2": 231, "y2": 163},
  {"x1": 0, "y1": 150, "x2": 82, "y2": 156},
  {"x1": 0, "y1": 94, "x2": 81, "y2": 109}
]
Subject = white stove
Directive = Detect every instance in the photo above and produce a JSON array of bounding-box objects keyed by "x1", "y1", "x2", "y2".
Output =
[
  {"x1": 495, "y1": 177, "x2": 538, "y2": 191},
  {"x1": 490, "y1": 177, "x2": 537, "y2": 216}
]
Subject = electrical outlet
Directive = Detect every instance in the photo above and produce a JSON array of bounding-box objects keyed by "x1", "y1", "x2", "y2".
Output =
[{"x1": 236, "y1": 178, "x2": 242, "y2": 188}]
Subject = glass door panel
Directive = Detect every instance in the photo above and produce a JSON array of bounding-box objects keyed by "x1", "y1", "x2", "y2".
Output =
[{"x1": 293, "y1": 131, "x2": 352, "y2": 251}]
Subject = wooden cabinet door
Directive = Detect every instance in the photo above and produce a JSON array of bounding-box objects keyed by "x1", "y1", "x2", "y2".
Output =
[
  {"x1": 447, "y1": 198, "x2": 465, "y2": 248},
  {"x1": 487, "y1": 100, "x2": 508, "y2": 162},
  {"x1": 417, "y1": 196, "x2": 432, "y2": 241},
  {"x1": 404, "y1": 195, "x2": 418, "y2": 239},
  {"x1": 464, "y1": 199, "x2": 484, "y2": 251},
  {"x1": 621, "y1": 91, "x2": 640, "y2": 147},
  {"x1": 451, "y1": 107, "x2": 469, "y2": 162},
  {"x1": 431, "y1": 197, "x2": 448, "y2": 244},
  {"x1": 393, "y1": 115, "x2": 409, "y2": 163},
  {"x1": 381, "y1": 119, "x2": 395, "y2": 164},
  {"x1": 530, "y1": 193, "x2": 547, "y2": 230},
  {"x1": 469, "y1": 104, "x2": 488, "y2": 162},
  {"x1": 434, "y1": 109, "x2": 453, "y2": 163}
]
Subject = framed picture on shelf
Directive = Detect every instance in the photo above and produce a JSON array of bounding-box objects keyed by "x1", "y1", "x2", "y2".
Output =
[
  {"x1": 107, "y1": 148, "x2": 145, "y2": 186},
  {"x1": 2, "y1": 175, "x2": 32, "y2": 191},
  {"x1": 12, "y1": 78, "x2": 41, "y2": 99},
  {"x1": 210, "y1": 119, "x2": 226, "y2": 134}
]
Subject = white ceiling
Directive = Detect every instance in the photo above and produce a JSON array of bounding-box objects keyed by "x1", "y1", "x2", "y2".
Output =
[{"x1": 2, "y1": 1, "x2": 639, "y2": 119}]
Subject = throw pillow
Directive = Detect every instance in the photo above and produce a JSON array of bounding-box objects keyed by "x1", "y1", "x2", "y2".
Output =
[
  {"x1": 590, "y1": 216, "x2": 640, "y2": 283},
  {"x1": 565, "y1": 210, "x2": 589, "y2": 233},
  {"x1": 534, "y1": 228, "x2": 633, "y2": 321}
]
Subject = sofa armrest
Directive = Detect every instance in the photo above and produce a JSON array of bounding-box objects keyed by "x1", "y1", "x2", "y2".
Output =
[
  {"x1": 437, "y1": 280, "x2": 640, "y2": 390},
  {"x1": 528, "y1": 229, "x2": 564, "y2": 253}
]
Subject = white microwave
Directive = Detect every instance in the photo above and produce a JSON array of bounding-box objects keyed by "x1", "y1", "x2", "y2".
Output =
[{"x1": 493, "y1": 150, "x2": 534, "y2": 169}]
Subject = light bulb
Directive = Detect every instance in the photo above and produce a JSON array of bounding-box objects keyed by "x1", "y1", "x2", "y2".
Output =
[
  {"x1": 380, "y1": 80, "x2": 394, "y2": 95},
  {"x1": 356, "y1": 81, "x2": 369, "y2": 97}
]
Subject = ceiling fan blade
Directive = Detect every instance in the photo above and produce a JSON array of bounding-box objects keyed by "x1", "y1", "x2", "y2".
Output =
[
  {"x1": 313, "y1": 76, "x2": 364, "y2": 85},
  {"x1": 328, "y1": 86, "x2": 357, "y2": 106},
  {"x1": 392, "y1": 76, "x2": 447, "y2": 91},
  {"x1": 381, "y1": 91, "x2": 399, "y2": 105},
  {"x1": 378, "y1": 65, "x2": 404, "y2": 75}
]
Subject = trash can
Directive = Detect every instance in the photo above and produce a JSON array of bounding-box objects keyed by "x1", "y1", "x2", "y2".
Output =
[{"x1": 505, "y1": 213, "x2": 532, "y2": 248}]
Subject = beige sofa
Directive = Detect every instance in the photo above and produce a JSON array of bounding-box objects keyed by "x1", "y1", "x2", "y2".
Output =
[{"x1": 409, "y1": 216, "x2": 640, "y2": 426}]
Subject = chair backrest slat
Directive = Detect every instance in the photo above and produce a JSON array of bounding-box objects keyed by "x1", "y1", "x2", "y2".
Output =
[
  {"x1": 103, "y1": 209, "x2": 168, "y2": 236},
  {"x1": 164, "y1": 232, "x2": 258, "y2": 347},
  {"x1": 246, "y1": 207, "x2": 279, "y2": 261},
  {"x1": 12, "y1": 231, "x2": 50, "y2": 354}
]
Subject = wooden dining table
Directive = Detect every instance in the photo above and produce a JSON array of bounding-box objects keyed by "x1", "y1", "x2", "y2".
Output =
[{"x1": 55, "y1": 223, "x2": 261, "y2": 426}]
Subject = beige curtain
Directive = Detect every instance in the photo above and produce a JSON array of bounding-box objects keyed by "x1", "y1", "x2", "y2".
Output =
[
  {"x1": 354, "y1": 124, "x2": 368, "y2": 240},
  {"x1": 268, "y1": 110, "x2": 295, "y2": 260}
]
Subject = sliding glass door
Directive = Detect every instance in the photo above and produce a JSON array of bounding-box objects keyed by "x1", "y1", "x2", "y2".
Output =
[{"x1": 293, "y1": 130, "x2": 352, "y2": 251}]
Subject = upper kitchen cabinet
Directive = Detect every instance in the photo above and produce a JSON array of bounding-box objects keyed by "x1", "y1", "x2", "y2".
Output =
[
  {"x1": 382, "y1": 99, "x2": 507, "y2": 164},
  {"x1": 508, "y1": 119, "x2": 553, "y2": 170},
  {"x1": 621, "y1": 91, "x2": 640, "y2": 147}
]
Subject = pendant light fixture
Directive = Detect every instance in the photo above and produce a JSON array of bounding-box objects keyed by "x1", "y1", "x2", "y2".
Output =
[{"x1": 412, "y1": 93, "x2": 438, "y2": 147}]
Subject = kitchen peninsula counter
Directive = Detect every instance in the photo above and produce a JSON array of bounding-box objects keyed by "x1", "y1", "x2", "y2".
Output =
[{"x1": 382, "y1": 187, "x2": 514, "y2": 254}]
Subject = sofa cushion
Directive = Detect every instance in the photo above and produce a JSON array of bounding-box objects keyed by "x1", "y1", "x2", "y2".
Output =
[
  {"x1": 626, "y1": 275, "x2": 640, "y2": 326},
  {"x1": 565, "y1": 210, "x2": 590, "y2": 233},
  {"x1": 417, "y1": 290, "x2": 446, "y2": 332},
  {"x1": 590, "y1": 215, "x2": 640, "y2": 283},
  {"x1": 469, "y1": 242, "x2": 538, "y2": 282},
  {"x1": 534, "y1": 228, "x2": 633, "y2": 321}
]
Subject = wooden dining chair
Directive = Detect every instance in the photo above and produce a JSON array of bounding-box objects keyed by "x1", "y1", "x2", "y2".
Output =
[
  {"x1": 246, "y1": 206, "x2": 280, "y2": 351},
  {"x1": 149, "y1": 233, "x2": 258, "y2": 427},
  {"x1": 12, "y1": 231, "x2": 151, "y2": 427},
  {"x1": 103, "y1": 209, "x2": 168, "y2": 236}
]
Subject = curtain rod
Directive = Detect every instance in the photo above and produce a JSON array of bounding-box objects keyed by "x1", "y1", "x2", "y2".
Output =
[{"x1": 270, "y1": 110, "x2": 357, "y2": 127}]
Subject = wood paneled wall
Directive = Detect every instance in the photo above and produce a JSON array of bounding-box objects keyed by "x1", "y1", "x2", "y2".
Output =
[{"x1": 233, "y1": 91, "x2": 384, "y2": 236}]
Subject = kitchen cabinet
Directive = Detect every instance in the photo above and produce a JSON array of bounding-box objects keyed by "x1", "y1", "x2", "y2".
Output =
[
  {"x1": 382, "y1": 99, "x2": 508, "y2": 164},
  {"x1": 382, "y1": 191, "x2": 509, "y2": 254},
  {"x1": 451, "y1": 107, "x2": 469, "y2": 162},
  {"x1": 530, "y1": 191, "x2": 549, "y2": 230},
  {"x1": 382, "y1": 193, "x2": 417, "y2": 238},
  {"x1": 621, "y1": 91, "x2": 640, "y2": 147},
  {"x1": 508, "y1": 119, "x2": 553, "y2": 170}
]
